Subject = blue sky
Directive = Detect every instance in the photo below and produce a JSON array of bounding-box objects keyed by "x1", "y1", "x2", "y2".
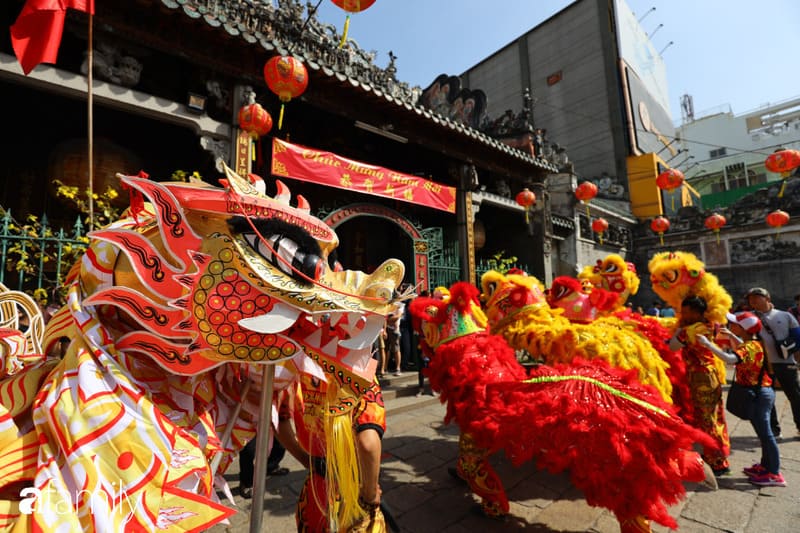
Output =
[{"x1": 313, "y1": 0, "x2": 800, "y2": 123}]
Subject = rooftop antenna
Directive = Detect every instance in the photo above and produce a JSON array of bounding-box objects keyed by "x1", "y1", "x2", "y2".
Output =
[
  {"x1": 648, "y1": 23, "x2": 663, "y2": 39},
  {"x1": 638, "y1": 7, "x2": 656, "y2": 23},
  {"x1": 659, "y1": 41, "x2": 674, "y2": 55},
  {"x1": 680, "y1": 94, "x2": 695, "y2": 124}
]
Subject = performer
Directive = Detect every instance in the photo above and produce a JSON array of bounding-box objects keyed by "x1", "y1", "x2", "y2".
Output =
[
  {"x1": 669, "y1": 295, "x2": 730, "y2": 476},
  {"x1": 276, "y1": 374, "x2": 387, "y2": 532}
]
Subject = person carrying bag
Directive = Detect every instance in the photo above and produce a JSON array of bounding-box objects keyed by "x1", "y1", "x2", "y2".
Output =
[
  {"x1": 746, "y1": 287, "x2": 800, "y2": 437},
  {"x1": 698, "y1": 312, "x2": 786, "y2": 487}
]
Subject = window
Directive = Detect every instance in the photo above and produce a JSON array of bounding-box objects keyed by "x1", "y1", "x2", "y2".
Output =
[{"x1": 709, "y1": 147, "x2": 727, "y2": 159}]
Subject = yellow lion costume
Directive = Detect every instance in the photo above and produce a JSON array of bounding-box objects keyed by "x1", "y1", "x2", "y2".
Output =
[
  {"x1": 648, "y1": 251, "x2": 732, "y2": 326},
  {"x1": 481, "y1": 270, "x2": 674, "y2": 402},
  {"x1": 578, "y1": 254, "x2": 640, "y2": 310}
]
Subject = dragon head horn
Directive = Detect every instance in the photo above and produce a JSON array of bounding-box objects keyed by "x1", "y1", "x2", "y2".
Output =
[
  {"x1": 220, "y1": 164, "x2": 269, "y2": 200},
  {"x1": 220, "y1": 165, "x2": 312, "y2": 212}
]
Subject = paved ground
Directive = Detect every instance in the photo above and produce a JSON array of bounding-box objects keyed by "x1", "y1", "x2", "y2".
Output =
[{"x1": 209, "y1": 373, "x2": 800, "y2": 532}]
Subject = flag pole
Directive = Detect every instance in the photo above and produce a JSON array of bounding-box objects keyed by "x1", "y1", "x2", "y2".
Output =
[
  {"x1": 87, "y1": 9, "x2": 94, "y2": 230},
  {"x1": 249, "y1": 364, "x2": 275, "y2": 533}
]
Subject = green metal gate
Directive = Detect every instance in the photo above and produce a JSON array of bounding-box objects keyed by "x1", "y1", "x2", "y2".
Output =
[{"x1": 0, "y1": 208, "x2": 88, "y2": 300}]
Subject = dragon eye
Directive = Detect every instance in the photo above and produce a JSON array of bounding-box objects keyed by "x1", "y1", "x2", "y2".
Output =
[
  {"x1": 663, "y1": 270, "x2": 679, "y2": 283},
  {"x1": 486, "y1": 282, "x2": 497, "y2": 297},
  {"x1": 554, "y1": 285, "x2": 570, "y2": 300},
  {"x1": 243, "y1": 232, "x2": 326, "y2": 282}
]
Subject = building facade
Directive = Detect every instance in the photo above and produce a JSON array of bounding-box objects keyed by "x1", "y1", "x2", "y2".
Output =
[
  {"x1": 678, "y1": 95, "x2": 800, "y2": 209},
  {"x1": 461, "y1": 0, "x2": 677, "y2": 275},
  {"x1": 0, "y1": 0, "x2": 556, "y2": 296}
]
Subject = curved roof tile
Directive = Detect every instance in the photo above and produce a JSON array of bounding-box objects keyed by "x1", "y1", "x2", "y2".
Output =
[{"x1": 158, "y1": 0, "x2": 556, "y2": 172}]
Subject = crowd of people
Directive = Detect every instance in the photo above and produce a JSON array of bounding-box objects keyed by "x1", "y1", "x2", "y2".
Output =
[{"x1": 667, "y1": 286, "x2": 800, "y2": 487}]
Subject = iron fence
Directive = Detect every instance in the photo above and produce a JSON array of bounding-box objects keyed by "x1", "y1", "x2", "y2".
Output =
[{"x1": 0, "y1": 208, "x2": 87, "y2": 298}]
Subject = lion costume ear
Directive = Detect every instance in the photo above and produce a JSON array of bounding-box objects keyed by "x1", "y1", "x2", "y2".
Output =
[{"x1": 410, "y1": 297, "x2": 447, "y2": 323}]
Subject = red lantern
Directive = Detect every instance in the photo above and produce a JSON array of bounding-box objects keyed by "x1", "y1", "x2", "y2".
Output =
[
  {"x1": 765, "y1": 149, "x2": 800, "y2": 198},
  {"x1": 575, "y1": 181, "x2": 598, "y2": 218},
  {"x1": 515, "y1": 187, "x2": 536, "y2": 223},
  {"x1": 331, "y1": 0, "x2": 377, "y2": 47},
  {"x1": 650, "y1": 216, "x2": 670, "y2": 246},
  {"x1": 331, "y1": 0, "x2": 376, "y2": 12},
  {"x1": 237, "y1": 102, "x2": 273, "y2": 139},
  {"x1": 263, "y1": 56, "x2": 309, "y2": 129},
  {"x1": 766, "y1": 209, "x2": 790, "y2": 239},
  {"x1": 656, "y1": 168, "x2": 685, "y2": 211},
  {"x1": 237, "y1": 100, "x2": 273, "y2": 170},
  {"x1": 704, "y1": 213, "x2": 726, "y2": 243},
  {"x1": 591, "y1": 217, "x2": 609, "y2": 245}
]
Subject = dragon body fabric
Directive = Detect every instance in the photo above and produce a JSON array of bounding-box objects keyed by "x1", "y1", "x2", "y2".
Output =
[
  {"x1": 0, "y1": 167, "x2": 403, "y2": 531},
  {"x1": 410, "y1": 282, "x2": 715, "y2": 532}
]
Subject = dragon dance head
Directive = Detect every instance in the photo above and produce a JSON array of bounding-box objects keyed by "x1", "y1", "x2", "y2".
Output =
[
  {"x1": 409, "y1": 282, "x2": 487, "y2": 351},
  {"x1": 480, "y1": 270, "x2": 549, "y2": 329},
  {"x1": 578, "y1": 254, "x2": 640, "y2": 308},
  {"x1": 76, "y1": 165, "x2": 403, "y2": 394},
  {"x1": 647, "y1": 251, "x2": 732, "y2": 324},
  {"x1": 546, "y1": 276, "x2": 618, "y2": 323}
]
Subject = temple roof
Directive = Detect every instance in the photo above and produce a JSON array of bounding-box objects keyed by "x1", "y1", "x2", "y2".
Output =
[{"x1": 156, "y1": 0, "x2": 557, "y2": 173}]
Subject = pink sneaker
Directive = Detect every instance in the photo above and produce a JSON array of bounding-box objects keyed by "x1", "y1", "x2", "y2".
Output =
[
  {"x1": 743, "y1": 463, "x2": 767, "y2": 477},
  {"x1": 749, "y1": 472, "x2": 786, "y2": 487}
]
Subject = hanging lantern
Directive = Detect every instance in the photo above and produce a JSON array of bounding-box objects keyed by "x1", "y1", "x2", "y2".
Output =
[
  {"x1": 263, "y1": 55, "x2": 309, "y2": 130},
  {"x1": 237, "y1": 102, "x2": 273, "y2": 139},
  {"x1": 764, "y1": 149, "x2": 800, "y2": 198},
  {"x1": 650, "y1": 216, "x2": 670, "y2": 246},
  {"x1": 704, "y1": 213, "x2": 726, "y2": 244},
  {"x1": 655, "y1": 168, "x2": 685, "y2": 211},
  {"x1": 331, "y1": 0, "x2": 377, "y2": 48},
  {"x1": 766, "y1": 209, "x2": 790, "y2": 239},
  {"x1": 237, "y1": 100, "x2": 273, "y2": 168},
  {"x1": 591, "y1": 217, "x2": 609, "y2": 245},
  {"x1": 515, "y1": 187, "x2": 536, "y2": 223},
  {"x1": 575, "y1": 181, "x2": 598, "y2": 219}
]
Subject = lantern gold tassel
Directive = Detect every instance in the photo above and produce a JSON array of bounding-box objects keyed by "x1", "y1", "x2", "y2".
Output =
[
  {"x1": 779, "y1": 174, "x2": 789, "y2": 198},
  {"x1": 339, "y1": 15, "x2": 351, "y2": 48},
  {"x1": 659, "y1": 233, "x2": 664, "y2": 246},
  {"x1": 278, "y1": 104, "x2": 285, "y2": 130}
]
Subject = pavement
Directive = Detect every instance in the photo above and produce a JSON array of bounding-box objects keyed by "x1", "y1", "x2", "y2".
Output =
[{"x1": 208, "y1": 371, "x2": 800, "y2": 533}]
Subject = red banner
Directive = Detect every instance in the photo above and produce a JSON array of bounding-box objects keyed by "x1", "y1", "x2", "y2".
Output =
[{"x1": 271, "y1": 138, "x2": 456, "y2": 213}]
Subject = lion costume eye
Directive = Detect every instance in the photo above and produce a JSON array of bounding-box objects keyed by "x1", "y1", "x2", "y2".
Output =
[
  {"x1": 486, "y1": 282, "x2": 497, "y2": 297},
  {"x1": 604, "y1": 263, "x2": 619, "y2": 273},
  {"x1": 243, "y1": 232, "x2": 326, "y2": 282}
]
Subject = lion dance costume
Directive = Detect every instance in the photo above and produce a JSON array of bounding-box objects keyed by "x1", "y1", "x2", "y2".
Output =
[
  {"x1": 0, "y1": 166, "x2": 401, "y2": 532},
  {"x1": 411, "y1": 281, "x2": 716, "y2": 533}
]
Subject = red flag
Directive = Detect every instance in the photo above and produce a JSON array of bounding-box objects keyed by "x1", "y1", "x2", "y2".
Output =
[{"x1": 10, "y1": 0, "x2": 94, "y2": 75}]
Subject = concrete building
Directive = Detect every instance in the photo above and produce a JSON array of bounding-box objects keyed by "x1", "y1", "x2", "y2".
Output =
[
  {"x1": 678, "y1": 94, "x2": 800, "y2": 209},
  {"x1": 461, "y1": 0, "x2": 678, "y2": 275}
]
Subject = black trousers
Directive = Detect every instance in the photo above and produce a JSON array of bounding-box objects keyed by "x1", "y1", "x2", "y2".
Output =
[
  {"x1": 769, "y1": 362, "x2": 800, "y2": 433},
  {"x1": 239, "y1": 433, "x2": 286, "y2": 487}
]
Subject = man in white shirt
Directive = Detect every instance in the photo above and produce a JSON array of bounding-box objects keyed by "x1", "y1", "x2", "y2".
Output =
[{"x1": 746, "y1": 287, "x2": 800, "y2": 437}]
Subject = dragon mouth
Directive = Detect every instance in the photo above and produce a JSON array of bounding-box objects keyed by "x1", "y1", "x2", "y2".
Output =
[{"x1": 237, "y1": 306, "x2": 384, "y2": 386}]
